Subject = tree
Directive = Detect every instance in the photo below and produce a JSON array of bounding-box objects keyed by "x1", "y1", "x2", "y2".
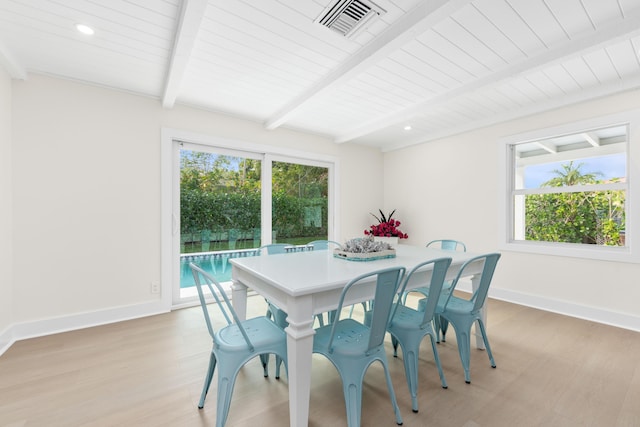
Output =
[{"x1": 525, "y1": 161, "x2": 624, "y2": 245}]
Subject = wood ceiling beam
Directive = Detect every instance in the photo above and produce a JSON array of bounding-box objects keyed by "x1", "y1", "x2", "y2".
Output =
[
  {"x1": 335, "y1": 6, "x2": 640, "y2": 144},
  {"x1": 263, "y1": 0, "x2": 474, "y2": 130},
  {"x1": 162, "y1": 0, "x2": 208, "y2": 109}
]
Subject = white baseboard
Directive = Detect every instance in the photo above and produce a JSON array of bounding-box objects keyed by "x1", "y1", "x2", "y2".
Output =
[
  {"x1": 456, "y1": 280, "x2": 640, "y2": 333},
  {"x1": 489, "y1": 287, "x2": 640, "y2": 332},
  {"x1": 2, "y1": 286, "x2": 638, "y2": 358},
  {"x1": 0, "y1": 300, "x2": 170, "y2": 357}
]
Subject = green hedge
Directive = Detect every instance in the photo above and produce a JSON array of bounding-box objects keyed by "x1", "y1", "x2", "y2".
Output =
[{"x1": 180, "y1": 189, "x2": 327, "y2": 239}]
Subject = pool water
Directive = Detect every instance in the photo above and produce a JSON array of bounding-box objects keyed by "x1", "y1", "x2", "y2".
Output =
[
  {"x1": 181, "y1": 245, "x2": 314, "y2": 288},
  {"x1": 180, "y1": 250, "x2": 258, "y2": 288}
]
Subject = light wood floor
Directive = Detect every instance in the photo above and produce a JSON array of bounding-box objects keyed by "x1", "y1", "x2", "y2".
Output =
[{"x1": 1, "y1": 295, "x2": 639, "y2": 427}]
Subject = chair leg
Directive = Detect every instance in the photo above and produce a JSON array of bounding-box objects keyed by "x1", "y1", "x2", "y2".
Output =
[
  {"x1": 391, "y1": 335, "x2": 399, "y2": 357},
  {"x1": 399, "y1": 343, "x2": 420, "y2": 412},
  {"x1": 440, "y1": 317, "x2": 449, "y2": 342},
  {"x1": 342, "y1": 380, "x2": 363, "y2": 427},
  {"x1": 262, "y1": 305, "x2": 273, "y2": 377},
  {"x1": 275, "y1": 355, "x2": 283, "y2": 379},
  {"x1": 198, "y1": 351, "x2": 217, "y2": 409},
  {"x1": 449, "y1": 320, "x2": 472, "y2": 384},
  {"x1": 216, "y1": 366, "x2": 241, "y2": 427},
  {"x1": 382, "y1": 359, "x2": 404, "y2": 425},
  {"x1": 259, "y1": 353, "x2": 269, "y2": 377},
  {"x1": 428, "y1": 333, "x2": 448, "y2": 389},
  {"x1": 434, "y1": 314, "x2": 448, "y2": 343},
  {"x1": 476, "y1": 319, "x2": 496, "y2": 368}
]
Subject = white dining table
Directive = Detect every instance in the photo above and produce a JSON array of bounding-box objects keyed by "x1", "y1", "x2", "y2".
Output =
[{"x1": 230, "y1": 244, "x2": 487, "y2": 427}]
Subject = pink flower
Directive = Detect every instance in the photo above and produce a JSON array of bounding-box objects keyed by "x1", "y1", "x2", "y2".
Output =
[{"x1": 364, "y1": 209, "x2": 408, "y2": 239}]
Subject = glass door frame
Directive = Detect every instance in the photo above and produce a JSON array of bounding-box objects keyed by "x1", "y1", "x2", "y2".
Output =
[{"x1": 161, "y1": 128, "x2": 340, "y2": 309}]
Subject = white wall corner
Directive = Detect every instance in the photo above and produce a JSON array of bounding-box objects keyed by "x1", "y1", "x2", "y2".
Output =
[
  {"x1": 0, "y1": 41, "x2": 27, "y2": 80},
  {"x1": 0, "y1": 325, "x2": 15, "y2": 357}
]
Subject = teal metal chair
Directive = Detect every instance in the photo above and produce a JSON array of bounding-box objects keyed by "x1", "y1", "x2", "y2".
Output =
[
  {"x1": 387, "y1": 257, "x2": 452, "y2": 413},
  {"x1": 408, "y1": 239, "x2": 467, "y2": 342},
  {"x1": 190, "y1": 263, "x2": 288, "y2": 427},
  {"x1": 257, "y1": 243, "x2": 292, "y2": 255},
  {"x1": 313, "y1": 266, "x2": 406, "y2": 427},
  {"x1": 307, "y1": 239, "x2": 342, "y2": 250},
  {"x1": 427, "y1": 239, "x2": 466, "y2": 252},
  {"x1": 438, "y1": 253, "x2": 501, "y2": 384}
]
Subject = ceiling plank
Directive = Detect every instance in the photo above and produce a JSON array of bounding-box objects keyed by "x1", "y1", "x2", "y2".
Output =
[
  {"x1": 336, "y1": 5, "x2": 640, "y2": 144},
  {"x1": 263, "y1": 0, "x2": 474, "y2": 130},
  {"x1": 381, "y1": 74, "x2": 640, "y2": 152},
  {"x1": 162, "y1": 0, "x2": 208, "y2": 108},
  {"x1": 0, "y1": 41, "x2": 27, "y2": 80}
]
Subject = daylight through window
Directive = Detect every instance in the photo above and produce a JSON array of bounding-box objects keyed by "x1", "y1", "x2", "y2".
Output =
[{"x1": 510, "y1": 123, "x2": 627, "y2": 247}]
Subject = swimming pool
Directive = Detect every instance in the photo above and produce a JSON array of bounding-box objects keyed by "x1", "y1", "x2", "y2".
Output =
[{"x1": 180, "y1": 245, "x2": 314, "y2": 288}]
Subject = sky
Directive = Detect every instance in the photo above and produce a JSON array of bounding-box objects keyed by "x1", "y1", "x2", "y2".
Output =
[{"x1": 524, "y1": 153, "x2": 626, "y2": 188}]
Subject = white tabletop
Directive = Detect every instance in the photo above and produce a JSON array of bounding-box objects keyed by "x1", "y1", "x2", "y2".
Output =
[{"x1": 230, "y1": 244, "x2": 478, "y2": 296}]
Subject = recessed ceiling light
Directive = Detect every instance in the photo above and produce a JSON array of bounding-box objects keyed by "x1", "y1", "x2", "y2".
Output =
[
  {"x1": 76, "y1": 24, "x2": 94, "y2": 35},
  {"x1": 404, "y1": 125, "x2": 412, "y2": 131}
]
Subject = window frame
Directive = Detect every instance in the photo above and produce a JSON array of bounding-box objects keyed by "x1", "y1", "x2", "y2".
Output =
[{"x1": 498, "y1": 110, "x2": 640, "y2": 263}]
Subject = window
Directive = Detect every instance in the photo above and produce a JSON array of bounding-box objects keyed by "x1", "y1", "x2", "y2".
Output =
[
  {"x1": 161, "y1": 129, "x2": 338, "y2": 307},
  {"x1": 499, "y1": 111, "x2": 640, "y2": 263}
]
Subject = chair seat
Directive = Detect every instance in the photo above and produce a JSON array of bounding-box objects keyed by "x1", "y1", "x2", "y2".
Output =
[
  {"x1": 437, "y1": 295, "x2": 475, "y2": 315},
  {"x1": 314, "y1": 319, "x2": 374, "y2": 356},
  {"x1": 415, "y1": 282, "x2": 452, "y2": 309},
  {"x1": 389, "y1": 304, "x2": 427, "y2": 330},
  {"x1": 216, "y1": 317, "x2": 285, "y2": 351}
]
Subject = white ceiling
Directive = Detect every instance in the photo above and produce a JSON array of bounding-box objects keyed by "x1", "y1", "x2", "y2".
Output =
[{"x1": 1, "y1": 0, "x2": 639, "y2": 152}]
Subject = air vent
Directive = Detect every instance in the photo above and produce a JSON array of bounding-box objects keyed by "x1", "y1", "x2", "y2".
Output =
[{"x1": 316, "y1": 0, "x2": 385, "y2": 38}]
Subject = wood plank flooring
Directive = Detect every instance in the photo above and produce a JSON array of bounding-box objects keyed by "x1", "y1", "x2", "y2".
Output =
[{"x1": 1, "y1": 295, "x2": 639, "y2": 426}]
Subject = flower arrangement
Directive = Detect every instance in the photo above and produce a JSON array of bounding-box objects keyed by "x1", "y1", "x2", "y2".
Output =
[{"x1": 364, "y1": 209, "x2": 408, "y2": 239}]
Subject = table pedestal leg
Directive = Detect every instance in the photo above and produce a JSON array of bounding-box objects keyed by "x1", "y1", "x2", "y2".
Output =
[
  {"x1": 285, "y1": 297, "x2": 315, "y2": 427},
  {"x1": 231, "y1": 280, "x2": 248, "y2": 321}
]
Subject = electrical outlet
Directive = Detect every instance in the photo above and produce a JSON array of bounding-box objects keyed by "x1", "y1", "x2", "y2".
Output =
[{"x1": 151, "y1": 281, "x2": 160, "y2": 294}]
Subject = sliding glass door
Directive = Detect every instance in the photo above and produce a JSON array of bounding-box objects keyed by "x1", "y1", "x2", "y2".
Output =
[
  {"x1": 272, "y1": 160, "x2": 329, "y2": 245},
  {"x1": 178, "y1": 143, "x2": 262, "y2": 300},
  {"x1": 172, "y1": 141, "x2": 334, "y2": 305}
]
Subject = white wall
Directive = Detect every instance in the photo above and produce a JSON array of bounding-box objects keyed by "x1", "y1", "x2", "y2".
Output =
[
  {"x1": 384, "y1": 89, "x2": 640, "y2": 330},
  {"x1": 10, "y1": 74, "x2": 383, "y2": 331},
  {"x1": 0, "y1": 65, "x2": 13, "y2": 348}
]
